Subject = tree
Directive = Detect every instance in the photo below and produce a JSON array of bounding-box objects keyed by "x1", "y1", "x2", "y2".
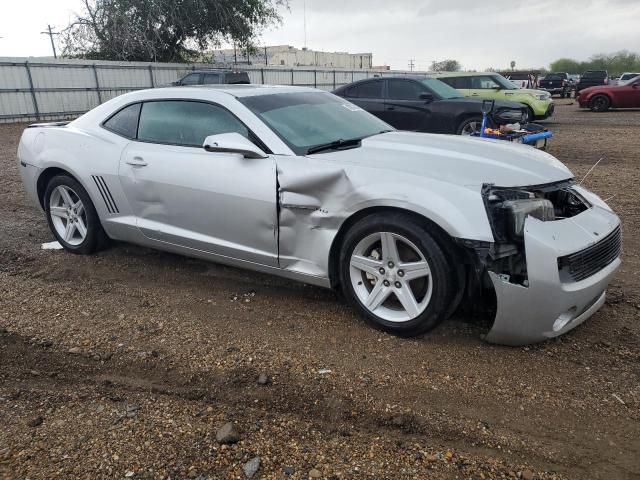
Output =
[
  {"x1": 549, "y1": 58, "x2": 582, "y2": 73},
  {"x1": 550, "y1": 51, "x2": 640, "y2": 75},
  {"x1": 430, "y1": 59, "x2": 461, "y2": 72},
  {"x1": 59, "y1": 0, "x2": 288, "y2": 62},
  {"x1": 510, "y1": 60, "x2": 516, "y2": 71}
]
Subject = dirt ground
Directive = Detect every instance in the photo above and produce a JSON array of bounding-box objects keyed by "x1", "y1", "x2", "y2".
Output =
[{"x1": 0, "y1": 103, "x2": 639, "y2": 480}]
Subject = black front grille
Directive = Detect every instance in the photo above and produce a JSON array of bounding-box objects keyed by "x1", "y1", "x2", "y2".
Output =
[{"x1": 558, "y1": 226, "x2": 621, "y2": 282}]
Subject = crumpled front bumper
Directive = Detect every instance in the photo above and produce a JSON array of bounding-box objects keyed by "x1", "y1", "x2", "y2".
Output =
[{"x1": 485, "y1": 205, "x2": 621, "y2": 346}]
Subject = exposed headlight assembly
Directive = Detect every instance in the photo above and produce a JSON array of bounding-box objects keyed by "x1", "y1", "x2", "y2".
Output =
[
  {"x1": 501, "y1": 198, "x2": 555, "y2": 239},
  {"x1": 484, "y1": 187, "x2": 556, "y2": 242}
]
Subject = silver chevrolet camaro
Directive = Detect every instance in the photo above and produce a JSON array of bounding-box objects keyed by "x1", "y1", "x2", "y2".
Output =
[{"x1": 17, "y1": 85, "x2": 621, "y2": 345}]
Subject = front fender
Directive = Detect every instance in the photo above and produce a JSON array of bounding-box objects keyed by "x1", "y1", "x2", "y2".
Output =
[{"x1": 276, "y1": 158, "x2": 493, "y2": 278}]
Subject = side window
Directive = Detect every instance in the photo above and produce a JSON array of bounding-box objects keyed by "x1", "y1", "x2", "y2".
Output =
[
  {"x1": 441, "y1": 77, "x2": 471, "y2": 89},
  {"x1": 345, "y1": 81, "x2": 383, "y2": 99},
  {"x1": 387, "y1": 80, "x2": 424, "y2": 100},
  {"x1": 137, "y1": 101, "x2": 249, "y2": 147},
  {"x1": 471, "y1": 76, "x2": 501, "y2": 89},
  {"x1": 202, "y1": 73, "x2": 221, "y2": 84},
  {"x1": 180, "y1": 73, "x2": 201, "y2": 85},
  {"x1": 103, "y1": 103, "x2": 141, "y2": 139}
]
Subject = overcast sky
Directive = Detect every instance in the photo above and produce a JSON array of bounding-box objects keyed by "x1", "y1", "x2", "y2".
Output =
[{"x1": 1, "y1": 0, "x2": 639, "y2": 70}]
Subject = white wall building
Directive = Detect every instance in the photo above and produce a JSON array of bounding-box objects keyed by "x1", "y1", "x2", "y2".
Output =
[{"x1": 210, "y1": 45, "x2": 373, "y2": 69}]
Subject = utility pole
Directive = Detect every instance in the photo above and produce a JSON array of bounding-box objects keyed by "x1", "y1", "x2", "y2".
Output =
[
  {"x1": 40, "y1": 24, "x2": 59, "y2": 58},
  {"x1": 233, "y1": 42, "x2": 237, "y2": 66},
  {"x1": 264, "y1": 46, "x2": 268, "y2": 66},
  {"x1": 303, "y1": 0, "x2": 307, "y2": 49},
  {"x1": 408, "y1": 59, "x2": 415, "y2": 71}
]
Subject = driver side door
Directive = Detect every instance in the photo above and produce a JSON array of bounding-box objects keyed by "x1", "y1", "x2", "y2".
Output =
[{"x1": 117, "y1": 100, "x2": 278, "y2": 266}]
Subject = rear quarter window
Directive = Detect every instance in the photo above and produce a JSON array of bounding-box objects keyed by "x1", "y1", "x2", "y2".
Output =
[{"x1": 102, "y1": 103, "x2": 141, "y2": 139}]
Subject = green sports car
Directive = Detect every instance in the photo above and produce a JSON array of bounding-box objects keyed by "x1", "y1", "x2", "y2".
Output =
[{"x1": 434, "y1": 72, "x2": 555, "y2": 120}]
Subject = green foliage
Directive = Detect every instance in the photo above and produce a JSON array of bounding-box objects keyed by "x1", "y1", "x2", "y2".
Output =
[
  {"x1": 60, "y1": 0, "x2": 288, "y2": 62},
  {"x1": 550, "y1": 51, "x2": 640, "y2": 75},
  {"x1": 430, "y1": 59, "x2": 462, "y2": 72}
]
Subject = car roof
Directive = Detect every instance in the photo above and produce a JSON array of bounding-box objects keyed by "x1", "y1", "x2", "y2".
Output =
[
  {"x1": 185, "y1": 69, "x2": 248, "y2": 74},
  {"x1": 431, "y1": 72, "x2": 498, "y2": 77},
  {"x1": 152, "y1": 84, "x2": 319, "y2": 98}
]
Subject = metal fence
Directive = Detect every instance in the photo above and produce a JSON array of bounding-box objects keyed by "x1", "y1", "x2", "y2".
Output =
[{"x1": 0, "y1": 57, "x2": 423, "y2": 123}]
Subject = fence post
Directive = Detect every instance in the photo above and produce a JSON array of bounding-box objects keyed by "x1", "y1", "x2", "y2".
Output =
[
  {"x1": 260, "y1": 68, "x2": 265, "y2": 85},
  {"x1": 148, "y1": 65, "x2": 155, "y2": 87},
  {"x1": 24, "y1": 61, "x2": 40, "y2": 121},
  {"x1": 352, "y1": 70, "x2": 354, "y2": 82},
  {"x1": 313, "y1": 70, "x2": 317, "y2": 88},
  {"x1": 92, "y1": 64, "x2": 102, "y2": 104},
  {"x1": 333, "y1": 70, "x2": 336, "y2": 90},
  {"x1": 291, "y1": 68, "x2": 294, "y2": 85}
]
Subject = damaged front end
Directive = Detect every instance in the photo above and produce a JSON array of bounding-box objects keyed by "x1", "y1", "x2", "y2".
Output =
[{"x1": 474, "y1": 180, "x2": 621, "y2": 345}]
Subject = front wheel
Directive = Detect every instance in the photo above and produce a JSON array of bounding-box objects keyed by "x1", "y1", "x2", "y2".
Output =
[
  {"x1": 339, "y1": 213, "x2": 455, "y2": 337},
  {"x1": 44, "y1": 175, "x2": 109, "y2": 254},
  {"x1": 457, "y1": 116, "x2": 483, "y2": 136},
  {"x1": 590, "y1": 95, "x2": 611, "y2": 112}
]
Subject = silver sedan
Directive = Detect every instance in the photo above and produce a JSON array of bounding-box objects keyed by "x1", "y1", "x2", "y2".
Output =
[{"x1": 17, "y1": 85, "x2": 621, "y2": 345}]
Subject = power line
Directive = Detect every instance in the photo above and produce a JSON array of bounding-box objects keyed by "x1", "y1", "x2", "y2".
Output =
[
  {"x1": 40, "y1": 24, "x2": 59, "y2": 58},
  {"x1": 408, "y1": 59, "x2": 415, "y2": 71}
]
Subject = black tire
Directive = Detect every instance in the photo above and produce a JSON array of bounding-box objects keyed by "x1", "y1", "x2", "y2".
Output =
[
  {"x1": 456, "y1": 116, "x2": 483, "y2": 136},
  {"x1": 590, "y1": 95, "x2": 611, "y2": 112},
  {"x1": 526, "y1": 106, "x2": 536, "y2": 122},
  {"x1": 560, "y1": 90, "x2": 566, "y2": 99},
  {"x1": 338, "y1": 213, "x2": 456, "y2": 337},
  {"x1": 44, "y1": 174, "x2": 109, "y2": 255}
]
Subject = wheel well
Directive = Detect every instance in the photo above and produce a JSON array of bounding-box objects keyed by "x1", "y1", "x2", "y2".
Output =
[
  {"x1": 36, "y1": 167, "x2": 73, "y2": 208},
  {"x1": 456, "y1": 113, "x2": 483, "y2": 132},
  {"x1": 327, "y1": 206, "x2": 462, "y2": 289},
  {"x1": 590, "y1": 93, "x2": 611, "y2": 104}
]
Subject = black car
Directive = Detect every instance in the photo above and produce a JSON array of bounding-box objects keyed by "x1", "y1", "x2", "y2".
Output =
[
  {"x1": 333, "y1": 76, "x2": 527, "y2": 135},
  {"x1": 539, "y1": 72, "x2": 575, "y2": 98},
  {"x1": 575, "y1": 70, "x2": 609, "y2": 94},
  {"x1": 172, "y1": 69, "x2": 251, "y2": 86}
]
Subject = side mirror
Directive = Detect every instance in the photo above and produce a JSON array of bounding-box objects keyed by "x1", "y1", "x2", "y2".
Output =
[
  {"x1": 419, "y1": 93, "x2": 434, "y2": 102},
  {"x1": 633, "y1": 83, "x2": 640, "y2": 89},
  {"x1": 203, "y1": 133, "x2": 267, "y2": 159}
]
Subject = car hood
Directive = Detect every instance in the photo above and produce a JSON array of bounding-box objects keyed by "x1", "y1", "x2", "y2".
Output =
[
  {"x1": 579, "y1": 85, "x2": 613, "y2": 94},
  {"x1": 318, "y1": 131, "x2": 572, "y2": 188}
]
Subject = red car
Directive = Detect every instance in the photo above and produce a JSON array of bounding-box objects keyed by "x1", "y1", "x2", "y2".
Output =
[{"x1": 578, "y1": 75, "x2": 640, "y2": 112}]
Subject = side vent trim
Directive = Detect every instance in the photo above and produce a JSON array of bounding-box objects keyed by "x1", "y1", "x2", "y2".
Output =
[{"x1": 91, "y1": 175, "x2": 119, "y2": 214}]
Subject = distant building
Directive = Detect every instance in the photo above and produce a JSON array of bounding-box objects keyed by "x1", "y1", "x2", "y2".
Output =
[{"x1": 209, "y1": 45, "x2": 373, "y2": 69}]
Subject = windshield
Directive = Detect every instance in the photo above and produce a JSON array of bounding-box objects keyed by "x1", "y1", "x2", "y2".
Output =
[
  {"x1": 491, "y1": 74, "x2": 518, "y2": 90},
  {"x1": 420, "y1": 78, "x2": 462, "y2": 99},
  {"x1": 239, "y1": 92, "x2": 393, "y2": 155}
]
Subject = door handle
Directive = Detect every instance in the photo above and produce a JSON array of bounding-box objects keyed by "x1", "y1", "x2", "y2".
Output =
[
  {"x1": 126, "y1": 156, "x2": 148, "y2": 167},
  {"x1": 386, "y1": 106, "x2": 396, "y2": 111}
]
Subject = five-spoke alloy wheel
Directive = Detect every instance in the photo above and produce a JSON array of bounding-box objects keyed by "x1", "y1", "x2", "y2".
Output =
[
  {"x1": 49, "y1": 185, "x2": 88, "y2": 246},
  {"x1": 44, "y1": 174, "x2": 108, "y2": 254},
  {"x1": 339, "y1": 213, "x2": 454, "y2": 336}
]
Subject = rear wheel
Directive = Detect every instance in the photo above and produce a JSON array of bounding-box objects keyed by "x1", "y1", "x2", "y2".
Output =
[
  {"x1": 590, "y1": 95, "x2": 611, "y2": 112},
  {"x1": 44, "y1": 175, "x2": 109, "y2": 254},
  {"x1": 339, "y1": 213, "x2": 455, "y2": 337}
]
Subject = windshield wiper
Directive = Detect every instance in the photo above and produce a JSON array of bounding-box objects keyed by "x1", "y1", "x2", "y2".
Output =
[{"x1": 306, "y1": 137, "x2": 363, "y2": 155}]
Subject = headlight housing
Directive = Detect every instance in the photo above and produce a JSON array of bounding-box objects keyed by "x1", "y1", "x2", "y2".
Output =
[
  {"x1": 501, "y1": 199, "x2": 555, "y2": 239},
  {"x1": 494, "y1": 108, "x2": 526, "y2": 124},
  {"x1": 530, "y1": 92, "x2": 551, "y2": 101}
]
